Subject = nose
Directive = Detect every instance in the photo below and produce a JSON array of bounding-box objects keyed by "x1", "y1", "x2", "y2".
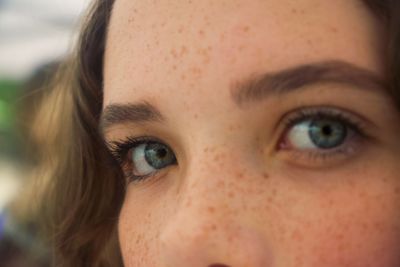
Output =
[{"x1": 159, "y1": 148, "x2": 274, "y2": 267}]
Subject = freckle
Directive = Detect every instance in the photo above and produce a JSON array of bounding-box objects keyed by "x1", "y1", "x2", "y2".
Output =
[
  {"x1": 291, "y1": 8, "x2": 298, "y2": 14},
  {"x1": 394, "y1": 187, "x2": 400, "y2": 195},
  {"x1": 237, "y1": 172, "x2": 244, "y2": 178},
  {"x1": 361, "y1": 222, "x2": 369, "y2": 230},
  {"x1": 198, "y1": 30, "x2": 205, "y2": 36},
  {"x1": 186, "y1": 198, "x2": 192, "y2": 207},
  {"x1": 262, "y1": 173, "x2": 270, "y2": 179},
  {"x1": 228, "y1": 191, "x2": 235, "y2": 198},
  {"x1": 211, "y1": 224, "x2": 217, "y2": 231},
  {"x1": 335, "y1": 233, "x2": 344, "y2": 241},
  {"x1": 136, "y1": 234, "x2": 142, "y2": 244},
  {"x1": 190, "y1": 67, "x2": 202, "y2": 76},
  {"x1": 294, "y1": 256, "x2": 303, "y2": 266},
  {"x1": 172, "y1": 65, "x2": 177, "y2": 70},
  {"x1": 197, "y1": 47, "x2": 208, "y2": 56},
  {"x1": 181, "y1": 74, "x2": 186, "y2": 80},
  {"x1": 246, "y1": 188, "x2": 255, "y2": 194},
  {"x1": 208, "y1": 206, "x2": 215, "y2": 213},
  {"x1": 238, "y1": 45, "x2": 245, "y2": 51},
  {"x1": 217, "y1": 180, "x2": 225, "y2": 188},
  {"x1": 171, "y1": 48, "x2": 178, "y2": 58},
  {"x1": 180, "y1": 46, "x2": 188, "y2": 56},
  {"x1": 256, "y1": 188, "x2": 264, "y2": 195},
  {"x1": 304, "y1": 221, "x2": 312, "y2": 229},
  {"x1": 291, "y1": 229, "x2": 303, "y2": 241},
  {"x1": 242, "y1": 26, "x2": 250, "y2": 32},
  {"x1": 330, "y1": 26, "x2": 338, "y2": 33},
  {"x1": 194, "y1": 113, "x2": 198, "y2": 119},
  {"x1": 373, "y1": 221, "x2": 384, "y2": 232},
  {"x1": 358, "y1": 190, "x2": 367, "y2": 198},
  {"x1": 346, "y1": 179, "x2": 356, "y2": 188}
]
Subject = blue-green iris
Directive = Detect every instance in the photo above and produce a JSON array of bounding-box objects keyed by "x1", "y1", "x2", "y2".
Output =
[
  {"x1": 144, "y1": 143, "x2": 176, "y2": 169},
  {"x1": 309, "y1": 119, "x2": 347, "y2": 149}
]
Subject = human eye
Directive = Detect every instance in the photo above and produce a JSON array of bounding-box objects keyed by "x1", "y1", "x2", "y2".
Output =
[
  {"x1": 107, "y1": 136, "x2": 177, "y2": 183},
  {"x1": 278, "y1": 106, "x2": 369, "y2": 168}
]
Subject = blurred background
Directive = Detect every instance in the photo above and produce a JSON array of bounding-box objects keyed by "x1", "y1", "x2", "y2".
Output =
[{"x1": 0, "y1": 0, "x2": 89, "y2": 266}]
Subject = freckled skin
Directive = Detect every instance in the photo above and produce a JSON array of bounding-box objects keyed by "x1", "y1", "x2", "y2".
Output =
[{"x1": 105, "y1": 0, "x2": 400, "y2": 266}]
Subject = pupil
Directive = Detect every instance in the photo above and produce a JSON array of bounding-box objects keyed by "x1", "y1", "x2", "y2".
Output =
[
  {"x1": 322, "y1": 125, "x2": 332, "y2": 136},
  {"x1": 156, "y1": 148, "x2": 167, "y2": 158}
]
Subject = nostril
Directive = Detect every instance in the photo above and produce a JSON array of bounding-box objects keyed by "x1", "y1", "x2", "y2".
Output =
[{"x1": 209, "y1": 264, "x2": 230, "y2": 267}]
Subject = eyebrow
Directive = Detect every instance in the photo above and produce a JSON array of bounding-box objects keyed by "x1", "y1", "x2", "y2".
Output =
[
  {"x1": 231, "y1": 60, "x2": 386, "y2": 107},
  {"x1": 100, "y1": 101, "x2": 165, "y2": 131},
  {"x1": 101, "y1": 60, "x2": 386, "y2": 132}
]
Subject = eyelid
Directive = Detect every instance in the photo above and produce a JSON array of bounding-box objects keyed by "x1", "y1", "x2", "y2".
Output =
[{"x1": 279, "y1": 106, "x2": 370, "y2": 138}]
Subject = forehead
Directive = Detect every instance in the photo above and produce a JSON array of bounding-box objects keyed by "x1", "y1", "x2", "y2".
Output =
[{"x1": 103, "y1": 0, "x2": 383, "y2": 107}]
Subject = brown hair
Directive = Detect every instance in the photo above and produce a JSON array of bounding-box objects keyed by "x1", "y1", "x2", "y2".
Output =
[{"x1": 36, "y1": 0, "x2": 399, "y2": 266}]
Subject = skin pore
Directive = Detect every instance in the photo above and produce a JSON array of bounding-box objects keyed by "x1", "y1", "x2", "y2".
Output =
[{"x1": 103, "y1": 0, "x2": 400, "y2": 266}]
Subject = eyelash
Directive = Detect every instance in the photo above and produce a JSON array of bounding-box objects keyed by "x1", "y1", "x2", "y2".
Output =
[
  {"x1": 281, "y1": 107, "x2": 365, "y2": 138},
  {"x1": 106, "y1": 107, "x2": 368, "y2": 183}
]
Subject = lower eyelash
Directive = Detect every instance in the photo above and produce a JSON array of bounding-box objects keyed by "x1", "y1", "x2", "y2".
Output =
[{"x1": 291, "y1": 139, "x2": 358, "y2": 161}]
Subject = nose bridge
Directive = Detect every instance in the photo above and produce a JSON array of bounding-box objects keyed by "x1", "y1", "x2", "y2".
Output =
[
  {"x1": 180, "y1": 144, "x2": 249, "y2": 219},
  {"x1": 159, "y1": 146, "x2": 274, "y2": 267}
]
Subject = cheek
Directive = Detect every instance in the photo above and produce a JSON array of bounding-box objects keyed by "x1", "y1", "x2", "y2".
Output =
[
  {"x1": 281, "y1": 184, "x2": 400, "y2": 266},
  {"x1": 310, "y1": 214, "x2": 400, "y2": 266},
  {"x1": 118, "y1": 204, "x2": 147, "y2": 266},
  {"x1": 118, "y1": 195, "x2": 162, "y2": 267},
  {"x1": 116, "y1": 167, "x2": 400, "y2": 267}
]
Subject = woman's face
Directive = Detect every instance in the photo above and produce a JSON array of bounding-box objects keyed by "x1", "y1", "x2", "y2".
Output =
[{"x1": 102, "y1": 0, "x2": 400, "y2": 266}]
